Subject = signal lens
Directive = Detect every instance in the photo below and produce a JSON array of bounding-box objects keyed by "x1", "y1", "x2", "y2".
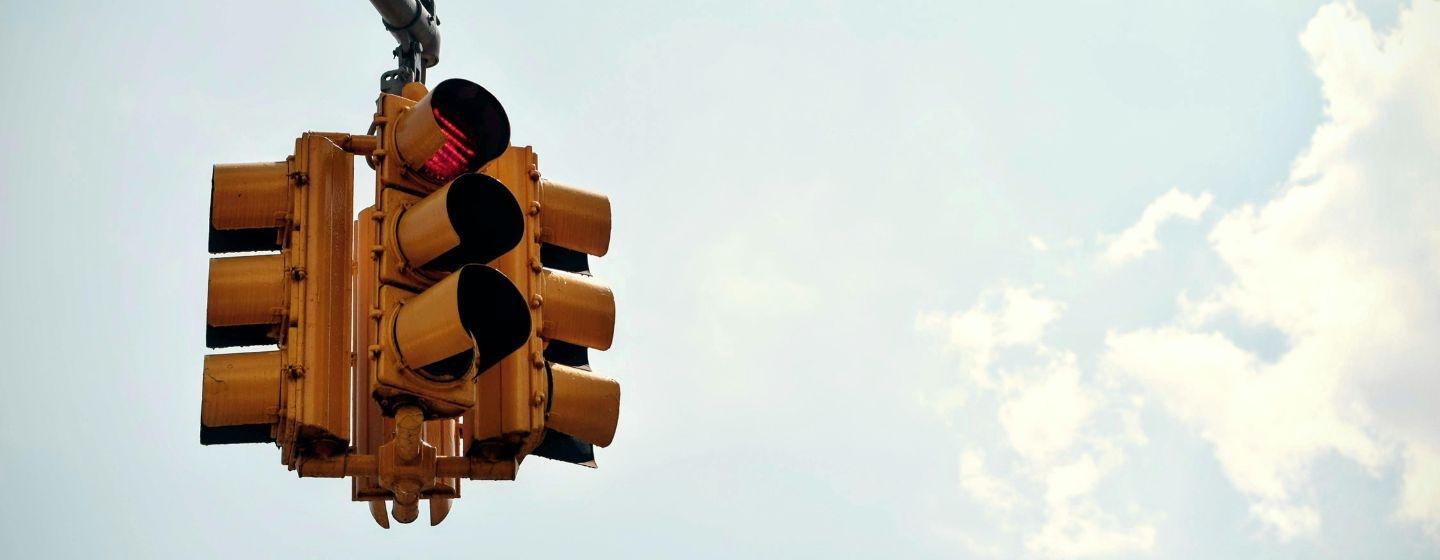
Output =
[{"x1": 395, "y1": 79, "x2": 511, "y2": 186}]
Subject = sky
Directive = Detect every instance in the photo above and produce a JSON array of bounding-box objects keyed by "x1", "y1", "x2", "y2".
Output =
[{"x1": 0, "y1": 1, "x2": 1436, "y2": 558}]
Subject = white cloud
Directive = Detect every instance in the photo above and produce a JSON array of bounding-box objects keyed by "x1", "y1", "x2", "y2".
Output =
[
  {"x1": 1027, "y1": 498, "x2": 1157, "y2": 559},
  {"x1": 1029, "y1": 236, "x2": 1050, "y2": 252},
  {"x1": 1105, "y1": 0, "x2": 1440, "y2": 542},
  {"x1": 1100, "y1": 188, "x2": 1213, "y2": 266},
  {"x1": 919, "y1": 290, "x2": 1155, "y2": 558},
  {"x1": 918, "y1": 286, "x2": 1064, "y2": 352},
  {"x1": 999, "y1": 355, "x2": 1094, "y2": 462},
  {"x1": 922, "y1": 1, "x2": 1440, "y2": 553},
  {"x1": 916, "y1": 286, "x2": 1063, "y2": 390},
  {"x1": 1104, "y1": 327, "x2": 1381, "y2": 540},
  {"x1": 960, "y1": 448, "x2": 1023, "y2": 512},
  {"x1": 1399, "y1": 443, "x2": 1440, "y2": 541}
]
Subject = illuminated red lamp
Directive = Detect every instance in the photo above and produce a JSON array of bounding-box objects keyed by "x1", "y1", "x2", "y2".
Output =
[{"x1": 395, "y1": 79, "x2": 511, "y2": 186}]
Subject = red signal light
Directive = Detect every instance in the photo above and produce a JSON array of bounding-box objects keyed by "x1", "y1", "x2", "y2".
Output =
[
  {"x1": 421, "y1": 111, "x2": 480, "y2": 183},
  {"x1": 394, "y1": 79, "x2": 510, "y2": 186}
]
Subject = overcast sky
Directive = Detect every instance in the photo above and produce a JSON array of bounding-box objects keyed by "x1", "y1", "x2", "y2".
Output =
[{"x1": 1, "y1": 1, "x2": 1437, "y2": 558}]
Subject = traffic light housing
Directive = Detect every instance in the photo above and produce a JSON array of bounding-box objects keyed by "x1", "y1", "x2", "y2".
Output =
[
  {"x1": 200, "y1": 76, "x2": 623, "y2": 528},
  {"x1": 348, "y1": 80, "x2": 537, "y2": 525},
  {"x1": 202, "y1": 133, "x2": 354, "y2": 463},
  {"x1": 463, "y1": 147, "x2": 621, "y2": 467},
  {"x1": 361, "y1": 79, "x2": 532, "y2": 420}
]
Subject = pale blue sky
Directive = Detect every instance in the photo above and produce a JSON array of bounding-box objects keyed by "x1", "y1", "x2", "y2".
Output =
[{"x1": 1, "y1": 1, "x2": 1436, "y2": 558}]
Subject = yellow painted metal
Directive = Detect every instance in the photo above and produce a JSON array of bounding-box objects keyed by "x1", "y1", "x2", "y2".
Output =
[
  {"x1": 204, "y1": 82, "x2": 613, "y2": 522},
  {"x1": 373, "y1": 284, "x2": 476, "y2": 417},
  {"x1": 372, "y1": 263, "x2": 531, "y2": 418},
  {"x1": 370, "y1": 91, "x2": 478, "y2": 419},
  {"x1": 202, "y1": 133, "x2": 352, "y2": 460},
  {"x1": 298, "y1": 453, "x2": 515, "y2": 481},
  {"x1": 377, "y1": 405, "x2": 442, "y2": 525},
  {"x1": 392, "y1": 270, "x2": 472, "y2": 373},
  {"x1": 369, "y1": 501, "x2": 391, "y2": 529},
  {"x1": 464, "y1": 146, "x2": 622, "y2": 462},
  {"x1": 279, "y1": 133, "x2": 354, "y2": 461},
  {"x1": 540, "y1": 268, "x2": 616, "y2": 351},
  {"x1": 547, "y1": 363, "x2": 620, "y2": 447},
  {"x1": 351, "y1": 206, "x2": 392, "y2": 505},
  {"x1": 210, "y1": 162, "x2": 290, "y2": 230},
  {"x1": 377, "y1": 92, "x2": 425, "y2": 192},
  {"x1": 428, "y1": 497, "x2": 452, "y2": 526},
  {"x1": 355, "y1": 201, "x2": 465, "y2": 516},
  {"x1": 390, "y1": 79, "x2": 510, "y2": 190},
  {"x1": 380, "y1": 174, "x2": 526, "y2": 292},
  {"x1": 434, "y1": 456, "x2": 516, "y2": 480},
  {"x1": 394, "y1": 182, "x2": 462, "y2": 270},
  {"x1": 393, "y1": 91, "x2": 447, "y2": 184},
  {"x1": 201, "y1": 350, "x2": 282, "y2": 434},
  {"x1": 466, "y1": 146, "x2": 546, "y2": 453},
  {"x1": 425, "y1": 418, "x2": 460, "y2": 526},
  {"x1": 377, "y1": 187, "x2": 427, "y2": 290},
  {"x1": 538, "y1": 178, "x2": 611, "y2": 257},
  {"x1": 298, "y1": 454, "x2": 379, "y2": 478},
  {"x1": 313, "y1": 132, "x2": 379, "y2": 156},
  {"x1": 206, "y1": 254, "x2": 285, "y2": 328},
  {"x1": 400, "y1": 82, "x2": 429, "y2": 102},
  {"x1": 369, "y1": 92, "x2": 530, "y2": 426},
  {"x1": 335, "y1": 86, "x2": 615, "y2": 523}
]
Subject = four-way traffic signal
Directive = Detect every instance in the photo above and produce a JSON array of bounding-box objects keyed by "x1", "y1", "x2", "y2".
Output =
[{"x1": 201, "y1": 77, "x2": 622, "y2": 527}]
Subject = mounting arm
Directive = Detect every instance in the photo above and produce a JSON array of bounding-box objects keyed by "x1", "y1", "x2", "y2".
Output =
[{"x1": 370, "y1": 0, "x2": 441, "y2": 94}]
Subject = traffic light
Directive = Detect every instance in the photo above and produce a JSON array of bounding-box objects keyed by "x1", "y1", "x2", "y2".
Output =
[
  {"x1": 463, "y1": 147, "x2": 621, "y2": 467},
  {"x1": 201, "y1": 76, "x2": 623, "y2": 527},
  {"x1": 360, "y1": 78, "x2": 531, "y2": 420},
  {"x1": 202, "y1": 134, "x2": 354, "y2": 464},
  {"x1": 348, "y1": 79, "x2": 535, "y2": 525}
]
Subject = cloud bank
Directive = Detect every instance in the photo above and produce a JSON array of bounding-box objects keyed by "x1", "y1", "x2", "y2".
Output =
[
  {"x1": 1106, "y1": 0, "x2": 1440, "y2": 540},
  {"x1": 921, "y1": 0, "x2": 1440, "y2": 554},
  {"x1": 1100, "y1": 188, "x2": 1213, "y2": 266}
]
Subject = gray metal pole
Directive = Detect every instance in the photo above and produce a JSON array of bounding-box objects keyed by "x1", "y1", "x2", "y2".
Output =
[{"x1": 370, "y1": 0, "x2": 441, "y2": 68}]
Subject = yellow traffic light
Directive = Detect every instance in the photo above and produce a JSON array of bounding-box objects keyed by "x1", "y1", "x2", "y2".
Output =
[
  {"x1": 535, "y1": 178, "x2": 612, "y2": 258},
  {"x1": 205, "y1": 253, "x2": 286, "y2": 347},
  {"x1": 207, "y1": 162, "x2": 288, "y2": 253},
  {"x1": 464, "y1": 146, "x2": 621, "y2": 467},
  {"x1": 386, "y1": 78, "x2": 510, "y2": 190},
  {"x1": 202, "y1": 134, "x2": 354, "y2": 462},
  {"x1": 361, "y1": 80, "x2": 532, "y2": 421},
  {"x1": 546, "y1": 362, "x2": 620, "y2": 448},
  {"x1": 351, "y1": 205, "x2": 471, "y2": 528},
  {"x1": 348, "y1": 80, "x2": 538, "y2": 525},
  {"x1": 201, "y1": 75, "x2": 624, "y2": 527},
  {"x1": 200, "y1": 350, "x2": 282, "y2": 444}
]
